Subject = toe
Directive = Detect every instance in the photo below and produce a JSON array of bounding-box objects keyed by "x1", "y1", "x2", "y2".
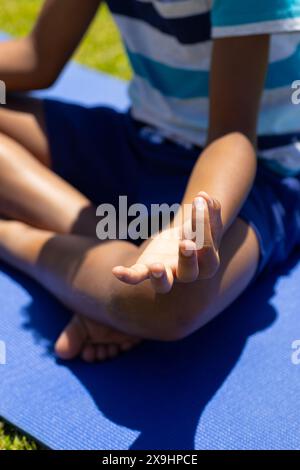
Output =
[
  {"x1": 81, "y1": 344, "x2": 97, "y2": 363},
  {"x1": 106, "y1": 344, "x2": 120, "y2": 359},
  {"x1": 96, "y1": 345, "x2": 108, "y2": 361},
  {"x1": 95, "y1": 344, "x2": 120, "y2": 361},
  {"x1": 55, "y1": 316, "x2": 87, "y2": 360}
]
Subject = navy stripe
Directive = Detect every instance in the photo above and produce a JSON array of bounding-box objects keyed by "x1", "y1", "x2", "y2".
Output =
[
  {"x1": 107, "y1": 0, "x2": 211, "y2": 44},
  {"x1": 258, "y1": 133, "x2": 300, "y2": 150}
]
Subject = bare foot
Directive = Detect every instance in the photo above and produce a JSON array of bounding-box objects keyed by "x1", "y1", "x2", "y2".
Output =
[
  {"x1": 55, "y1": 315, "x2": 141, "y2": 362},
  {"x1": 113, "y1": 192, "x2": 223, "y2": 293}
]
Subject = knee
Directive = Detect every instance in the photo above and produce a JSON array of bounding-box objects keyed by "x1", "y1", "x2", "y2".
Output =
[{"x1": 154, "y1": 300, "x2": 210, "y2": 342}]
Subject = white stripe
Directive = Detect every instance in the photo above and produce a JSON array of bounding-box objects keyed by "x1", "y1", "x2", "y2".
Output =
[
  {"x1": 259, "y1": 87, "x2": 300, "y2": 135},
  {"x1": 114, "y1": 15, "x2": 212, "y2": 70},
  {"x1": 129, "y1": 75, "x2": 208, "y2": 146},
  {"x1": 212, "y1": 18, "x2": 300, "y2": 38},
  {"x1": 259, "y1": 143, "x2": 300, "y2": 173},
  {"x1": 258, "y1": 106, "x2": 300, "y2": 136},
  {"x1": 130, "y1": 77, "x2": 300, "y2": 145},
  {"x1": 261, "y1": 86, "x2": 294, "y2": 107},
  {"x1": 136, "y1": 0, "x2": 211, "y2": 18},
  {"x1": 270, "y1": 33, "x2": 300, "y2": 63},
  {"x1": 153, "y1": 0, "x2": 211, "y2": 19},
  {"x1": 115, "y1": 15, "x2": 300, "y2": 68}
]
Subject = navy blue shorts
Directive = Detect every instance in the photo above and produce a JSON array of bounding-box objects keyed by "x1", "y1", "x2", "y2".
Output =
[{"x1": 44, "y1": 99, "x2": 300, "y2": 277}]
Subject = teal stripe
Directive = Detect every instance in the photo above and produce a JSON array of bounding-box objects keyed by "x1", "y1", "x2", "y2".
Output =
[
  {"x1": 213, "y1": 0, "x2": 300, "y2": 27},
  {"x1": 127, "y1": 49, "x2": 209, "y2": 99},
  {"x1": 266, "y1": 43, "x2": 300, "y2": 88},
  {"x1": 127, "y1": 41, "x2": 300, "y2": 99}
]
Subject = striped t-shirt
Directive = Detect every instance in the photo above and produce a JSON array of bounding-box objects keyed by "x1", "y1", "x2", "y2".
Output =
[{"x1": 107, "y1": 0, "x2": 300, "y2": 175}]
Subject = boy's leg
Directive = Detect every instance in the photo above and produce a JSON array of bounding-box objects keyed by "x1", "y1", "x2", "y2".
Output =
[
  {"x1": 0, "y1": 130, "x2": 99, "y2": 235},
  {"x1": 0, "y1": 216, "x2": 259, "y2": 342},
  {"x1": 0, "y1": 96, "x2": 259, "y2": 356},
  {"x1": 0, "y1": 96, "x2": 140, "y2": 360},
  {"x1": 0, "y1": 95, "x2": 50, "y2": 167},
  {"x1": 0, "y1": 96, "x2": 98, "y2": 235}
]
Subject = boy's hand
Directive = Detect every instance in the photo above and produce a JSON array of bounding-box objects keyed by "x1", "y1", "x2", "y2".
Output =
[{"x1": 112, "y1": 192, "x2": 223, "y2": 294}]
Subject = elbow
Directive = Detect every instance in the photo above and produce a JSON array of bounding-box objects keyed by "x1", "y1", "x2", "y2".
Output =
[
  {"x1": 25, "y1": 36, "x2": 61, "y2": 90},
  {"x1": 13, "y1": 37, "x2": 61, "y2": 91},
  {"x1": 32, "y1": 67, "x2": 58, "y2": 90},
  {"x1": 27, "y1": 75, "x2": 54, "y2": 91}
]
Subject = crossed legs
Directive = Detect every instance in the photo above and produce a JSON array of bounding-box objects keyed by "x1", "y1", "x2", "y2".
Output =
[{"x1": 0, "y1": 96, "x2": 260, "y2": 361}]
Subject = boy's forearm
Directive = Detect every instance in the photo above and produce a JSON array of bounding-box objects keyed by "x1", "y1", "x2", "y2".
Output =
[{"x1": 179, "y1": 132, "x2": 257, "y2": 240}]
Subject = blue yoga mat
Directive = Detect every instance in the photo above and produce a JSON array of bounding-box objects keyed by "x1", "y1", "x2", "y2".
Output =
[{"x1": 0, "y1": 34, "x2": 300, "y2": 450}]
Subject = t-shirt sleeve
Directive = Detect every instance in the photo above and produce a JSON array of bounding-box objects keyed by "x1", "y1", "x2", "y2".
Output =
[{"x1": 211, "y1": 0, "x2": 300, "y2": 38}]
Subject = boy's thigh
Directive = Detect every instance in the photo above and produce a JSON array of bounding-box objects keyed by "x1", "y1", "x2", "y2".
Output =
[
  {"x1": 0, "y1": 95, "x2": 50, "y2": 166},
  {"x1": 0, "y1": 97, "x2": 138, "y2": 210}
]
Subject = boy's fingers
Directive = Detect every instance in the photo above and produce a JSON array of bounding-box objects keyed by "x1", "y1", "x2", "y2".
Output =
[
  {"x1": 177, "y1": 240, "x2": 199, "y2": 282},
  {"x1": 196, "y1": 191, "x2": 223, "y2": 248},
  {"x1": 192, "y1": 195, "x2": 213, "y2": 251},
  {"x1": 150, "y1": 263, "x2": 174, "y2": 294},
  {"x1": 113, "y1": 263, "x2": 175, "y2": 292},
  {"x1": 112, "y1": 264, "x2": 150, "y2": 285}
]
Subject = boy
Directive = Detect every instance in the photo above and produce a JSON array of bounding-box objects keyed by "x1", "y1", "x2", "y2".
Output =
[{"x1": 0, "y1": 0, "x2": 299, "y2": 362}]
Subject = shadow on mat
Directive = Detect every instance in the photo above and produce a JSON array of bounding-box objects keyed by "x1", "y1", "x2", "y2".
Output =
[{"x1": 2, "y1": 251, "x2": 299, "y2": 449}]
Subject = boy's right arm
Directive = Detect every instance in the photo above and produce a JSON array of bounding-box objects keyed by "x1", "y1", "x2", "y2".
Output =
[{"x1": 0, "y1": 0, "x2": 102, "y2": 91}]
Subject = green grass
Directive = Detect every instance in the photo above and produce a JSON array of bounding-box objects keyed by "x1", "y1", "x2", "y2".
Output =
[
  {"x1": 0, "y1": 421, "x2": 38, "y2": 450},
  {"x1": 0, "y1": 0, "x2": 131, "y2": 450}
]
